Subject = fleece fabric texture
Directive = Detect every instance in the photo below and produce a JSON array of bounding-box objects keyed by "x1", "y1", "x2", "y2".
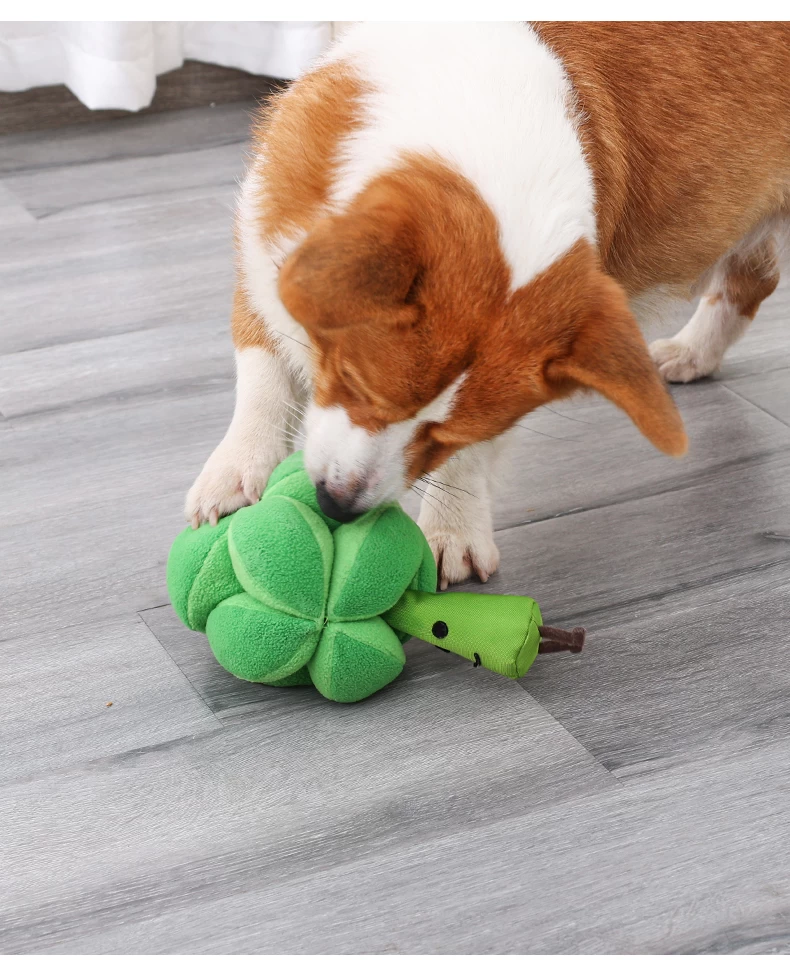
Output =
[
  {"x1": 167, "y1": 451, "x2": 437, "y2": 702},
  {"x1": 384, "y1": 590, "x2": 543, "y2": 679}
]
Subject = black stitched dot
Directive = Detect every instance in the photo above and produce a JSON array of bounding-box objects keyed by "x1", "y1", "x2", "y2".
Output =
[
  {"x1": 432, "y1": 620, "x2": 449, "y2": 639},
  {"x1": 473, "y1": 653, "x2": 481, "y2": 668}
]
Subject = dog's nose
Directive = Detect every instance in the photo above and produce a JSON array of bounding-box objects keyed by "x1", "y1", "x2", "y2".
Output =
[{"x1": 315, "y1": 480, "x2": 363, "y2": 524}]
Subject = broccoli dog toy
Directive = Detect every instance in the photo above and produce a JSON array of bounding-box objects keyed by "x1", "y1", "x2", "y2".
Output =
[{"x1": 167, "y1": 452, "x2": 584, "y2": 703}]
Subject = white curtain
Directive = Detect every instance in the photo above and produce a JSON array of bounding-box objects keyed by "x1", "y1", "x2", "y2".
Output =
[{"x1": 0, "y1": 21, "x2": 332, "y2": 111}]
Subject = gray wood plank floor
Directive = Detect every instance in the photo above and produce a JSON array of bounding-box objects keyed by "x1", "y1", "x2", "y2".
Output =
[{"x1": 1, "y1": 102, "x2": 789, "y2": 955}]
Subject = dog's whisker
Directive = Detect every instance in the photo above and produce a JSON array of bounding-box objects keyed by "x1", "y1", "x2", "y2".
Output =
[
  {"x1": 274, "y1": 329, "x2": 312, "y2": 351},
  {"x1": 411, "y1": 483, "x2": 451, "y2": 513},
  {"x1": 515, "y1": 422, "x2": 579, "y2": 442},
  {"x1": 418, "y1": 488, "x2": 459, "y2": 503},
  {"x1": 418, "y1": 478, "x2": 462, "y2": 506},
  {"x1": 421, "y1": 475, "x2": 478, "y2": 499},
  {"x1": 283, "y1": 410, "x2": 305, "y2": 426},
  {"x1": 541, "y1": 403, "x2": 593, "y2": 425},
  {"x1": 276, "y1": 417, "x2": 302, "y2": 436},
  {"x1": 268, "y1": 421, "x2": 302, "y2": 444},
  {"x1": 411, "y1": 485, "x2": 444, "y2": 514},
  {"x1": 282, "y1": 399, "x2": 306, "y2": 417},
  {"x1": 272, "y1": 409, "x2": 304, "y2": 432},
  {"x1": 262, "y1": 416, "x2": 297, "y2": 434}
]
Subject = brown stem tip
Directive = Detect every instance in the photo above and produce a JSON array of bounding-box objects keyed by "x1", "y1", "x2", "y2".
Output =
[{"x1": 538, "y1": 625, "x2": 586, "y2": 655}]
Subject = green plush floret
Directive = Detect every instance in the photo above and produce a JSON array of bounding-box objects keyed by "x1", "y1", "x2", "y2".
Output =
[
  {"x1": 167, "y1": 452, "x2": 436, "y2": 702},
  {"x1": 206, "y1": 593, "x2": 320, "y2": 684},
  {"x1": 166, "y1": 515, "x2": 242, "y2": 633},
  {"x1": 228, "y1": 495, "x2": 334, "y2": 620},
  {"x1": 308, "y1": 618, "x2": 406, "y2": 704}
]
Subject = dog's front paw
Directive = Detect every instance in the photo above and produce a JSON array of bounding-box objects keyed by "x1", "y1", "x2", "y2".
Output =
[
  {"x1": 185, "y1": 438, "x2": 286, "y2": 529},
  {"x1": 418, "y1": 515, "x2": 501, "y2": 591},
  {"x1": 649, "y1": 338, "x2": 712, "y2": 383}
]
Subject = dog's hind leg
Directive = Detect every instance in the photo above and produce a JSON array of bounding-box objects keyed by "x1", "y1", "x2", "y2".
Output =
[{"x1": 649, "y1": 228, "x2": 780, "y2": 383}]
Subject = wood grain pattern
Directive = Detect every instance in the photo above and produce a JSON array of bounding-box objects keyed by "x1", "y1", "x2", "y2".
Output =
[
  {"x1": 0, "y1": 645, "x2": 612, "y2": 954},
  {"x1": 0, "y1": 194, "x2": 236, "y2": 355},
  {"x1": 3, "y1": 141, "x2": 246, "y2": 219},
  {"x1": 0, "y1": 389, "x2": 235, "y2": 640},
  {"x1": 490, "y1": 381, "x2": 790, "y2": 531},
  {"x1": 0, "y1": 618, "x2": 217, "y2": 786},
  {"x1": 523, "y1": 560, "x2": 790, "y2": 776},
  {"x1": 0, "y1": 318, "x2": 235, "y2": 418},
  {"x1": 36, "y1": 741, "x2": 789, "y2": 955},
  {"x1": 1, "y1": 101, "x2": 789, "y2": 955}
]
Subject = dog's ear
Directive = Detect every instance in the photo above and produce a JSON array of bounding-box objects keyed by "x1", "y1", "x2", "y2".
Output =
[
  {"x1": 546, "y1": 268, "x2": 688, "y2": 456},
  {"x1": 278, "y1": 199, "x2": 421, "y2": 332}
]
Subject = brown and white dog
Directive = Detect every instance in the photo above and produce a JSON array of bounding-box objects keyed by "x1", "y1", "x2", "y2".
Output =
[{"x1": 186, "y1": 22, "x2": 790, "y2": 588}]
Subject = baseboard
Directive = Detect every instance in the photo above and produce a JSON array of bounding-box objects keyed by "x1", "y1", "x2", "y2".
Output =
[{"x1": 0, "y1": 60, "x2": 288, "y2": 137}]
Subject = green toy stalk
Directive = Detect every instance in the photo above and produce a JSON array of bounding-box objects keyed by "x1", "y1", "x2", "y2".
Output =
[
  {"x1": 384, "y1": 590, "x2": 542, "y2": 679},
  {"x1": 384, "y1": 591, "x2": 585, "y2": 679}
]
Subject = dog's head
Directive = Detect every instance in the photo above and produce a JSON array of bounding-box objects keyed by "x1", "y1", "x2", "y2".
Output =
[{"x1": 278, "y1": 158, "x2": 686, "y2": 520}]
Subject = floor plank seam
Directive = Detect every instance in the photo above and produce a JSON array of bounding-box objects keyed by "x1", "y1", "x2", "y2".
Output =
[
  {"x1": 721, "y1": 361, "x2": 790, "y2": 379},
  {"x1": 3, "y1": 377, "x2": 235, "y2": 422},
  {"x1": 2, "y1": 137, "x2": 251, "y2": 179},
  {"x1": 31, "y1": 179, "x2": 241, "y2": 221},
  {"x1": 6, "y1": 376, "x2": 234, "y2": 426},
  {"x1": 0, "y1": 609, "x2": 181, "y2": 646},
  {"x1": 137, "y1": 611, "x2": 223, "y2": 726},
  {"x1": 518, "y1": 684, "x2": 625, "y2": 789},
  {"x1": 721, "y1": 381, "x2": 790, "y2": 430},
  {"x1": 0, "y1": 320, "x2": 234, "y2": 359},
  {"x1": 137, "y1": 603, "x2": 173, "y2": 616},
  {"x1": 493, "y1": 445, "x2": 790, "y2": 534}
]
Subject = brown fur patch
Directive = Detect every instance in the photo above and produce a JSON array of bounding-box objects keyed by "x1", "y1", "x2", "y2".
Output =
[
  {"x1": 230, "y1": 283, "x2": 276, "y2": 350},
  {"x1": 533, "y1": 22, "x2": 790, "y2": 296},
  {"x1": 406, "y1": 237, "x2": 686, "y2": 480},
  {"x1": 278, "y1": 153, "x2": 510, "y2": 433},
  {"x1": 249, "y1": 60, "x2": 368, "y2": 244},
  {"x1": 719, "y1": 238, "x2": 780, "y2": 319}
]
